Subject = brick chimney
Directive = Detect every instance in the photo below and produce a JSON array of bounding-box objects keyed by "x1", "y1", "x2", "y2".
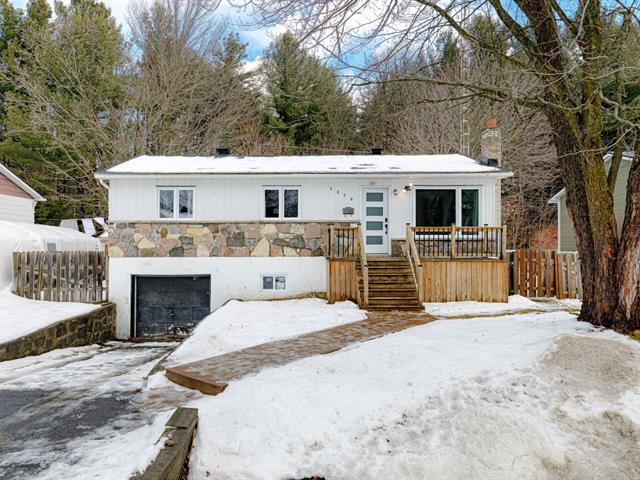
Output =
[{"x1": 480, "y1": 118, "x2": 501, "y2": 167}]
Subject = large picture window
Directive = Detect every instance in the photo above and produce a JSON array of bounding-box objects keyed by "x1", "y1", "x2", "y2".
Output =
[
  {"x1": 158, "y1": 187, "x2": 194, "y2": 219},
  {"x1": 263, "y1": 187, "x2": 300, "y2": 219},
  {"x1": 415, "y1": 187, "x2": 480, "y2": 227}
]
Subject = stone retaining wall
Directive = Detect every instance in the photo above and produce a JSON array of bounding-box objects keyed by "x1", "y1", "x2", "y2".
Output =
[
  {"x1": 0, "y1": 303, "x2": 116, "y2": 362},
  {"x1": 109, "y1": 222, "x2": 352, "y2": 258},
  {"x1": 132, "y1": 407, "x2": 198, "y2": 480}
]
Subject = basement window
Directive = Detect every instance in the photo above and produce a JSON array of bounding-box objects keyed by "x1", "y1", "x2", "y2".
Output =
[
  {"x1": 262, "y1": 274, "x2": 287, "y2": 291},
  {"x1": 158, "y1": 187, "x2": 195, "y2": 219}
]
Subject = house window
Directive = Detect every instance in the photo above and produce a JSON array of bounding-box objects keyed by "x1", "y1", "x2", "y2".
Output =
[
  {"x1": 461, "y1": 189, "x2": 479, "y2": 226},
  {"x1": 158, "y1": 187, "x2": 194, "y2": 219},
  {"x1": 263, "y1": 187, "x2": 300, "y2": 219},
  {"x1": 415, "y1": 188, "x2": 480, "y2": 226},
  {"x1": 262, "y1": 274, "x2": 287, "y2": 291}
]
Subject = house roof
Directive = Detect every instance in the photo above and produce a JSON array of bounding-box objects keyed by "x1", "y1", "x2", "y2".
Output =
[
  {"x1": 0, "y1": 163, "x2": 45, "y2": 201},
  {"x1": 548, "y1": 151, "x2": 634, "y2": 204},
  {"x1": 95, "y1": 154, "x2": 512, "y2": 178}
]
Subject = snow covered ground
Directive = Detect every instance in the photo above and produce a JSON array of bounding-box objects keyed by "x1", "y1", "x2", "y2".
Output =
[
  {"x1": 424, "y1": 294, "x2": 582, "y2": 317},
  {"x1": 165, "y1": 298, "x2": 366, "y2": 367},
  {"x1": 4, "y1": 296, "x2": 639, "y2": 480},
  {"x1": 0, "y1": 289, "x2": 99, "y2": 344},
  {"x1": 166, "y1": 298, "x2": 640, "y2": 480}
]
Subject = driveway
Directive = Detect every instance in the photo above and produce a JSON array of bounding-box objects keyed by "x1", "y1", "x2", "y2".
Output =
[{"x1": 0, "y1": 342, "x2": 177, "y2": 480}]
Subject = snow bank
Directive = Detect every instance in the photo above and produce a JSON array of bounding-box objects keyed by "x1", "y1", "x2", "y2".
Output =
[
  {"x1": 424, "y1": 294, "x2": 582, "y2": 317},
  {"x1": 0, "y1": 221, "x2": 102, "y2": 288},
  {"x1": 166, "y1": 298, "x2": 366, "y2": 367},
  {"x1": 186, "y1": 309, "x2": 640, "y2": 479},
  {"x1": 424, "y1": 294, "x2": 538, "y2": 317},
  {"x1": 0, "y1": 289, "x2": 99, "y2": 344}
]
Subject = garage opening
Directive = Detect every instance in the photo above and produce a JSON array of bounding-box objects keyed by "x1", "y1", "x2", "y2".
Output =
[{"x1": 133, "y1": 275, "x2": 211, "y2": 338}]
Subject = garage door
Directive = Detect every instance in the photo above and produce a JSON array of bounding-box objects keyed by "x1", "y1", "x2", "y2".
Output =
[{"x1": 134, "y1": 276, "x2": 211, "y2": 337}]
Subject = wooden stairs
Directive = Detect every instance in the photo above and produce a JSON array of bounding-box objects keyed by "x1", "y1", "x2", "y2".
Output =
[{"x1": 357, "y1": 257, "x2": 423, "y2": 311}]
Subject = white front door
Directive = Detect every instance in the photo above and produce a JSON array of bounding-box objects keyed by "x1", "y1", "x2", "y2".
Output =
[{"x1": 363, "y1": 188, "x2": 389, "y2": 254}]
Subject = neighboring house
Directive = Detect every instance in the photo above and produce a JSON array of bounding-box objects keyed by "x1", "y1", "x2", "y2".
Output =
[
  {"x1": 549, "y1": 151, "x2": 633, "y2": 251},
  {"x1": 96, "y1": 127, "x2": 512, "y2": 338},
  {"x1": 0, "y1": 163, "x2": 45, "y2": 223}
]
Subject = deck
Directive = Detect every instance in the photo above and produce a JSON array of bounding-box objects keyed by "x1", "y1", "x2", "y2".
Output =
[{"x1": 327, "y1": 225, "x2": 509, "y2": 306}]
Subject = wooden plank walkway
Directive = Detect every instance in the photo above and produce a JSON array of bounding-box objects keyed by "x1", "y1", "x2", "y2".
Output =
[{"x1": 165, "y1": 311, "x2": 435, "y2": 395}]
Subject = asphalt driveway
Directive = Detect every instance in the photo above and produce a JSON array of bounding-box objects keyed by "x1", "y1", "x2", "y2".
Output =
[{"x1": 0, "y1": 342, "x2": 176, "y2": 480}]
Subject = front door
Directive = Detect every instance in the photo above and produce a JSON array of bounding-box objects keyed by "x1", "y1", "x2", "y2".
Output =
[{"x1": 363, "y1": 188, "x2": 389, "y2": 254}]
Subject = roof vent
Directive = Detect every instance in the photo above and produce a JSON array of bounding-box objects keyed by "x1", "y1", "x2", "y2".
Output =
[
  {"x1": 216, "y1": 147, "x2": 230, "y2": 156},
  {"x1": 371, "y1": 147, "x2": 383, "y2": 155}
]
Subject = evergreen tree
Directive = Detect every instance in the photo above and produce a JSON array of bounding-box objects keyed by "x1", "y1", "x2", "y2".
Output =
[
  {"x1": 262, "y1": 32, "x2": 356, "y2": 153},
  {"x1": 3, "y1": 0, "x2": 126, "y2": 222}
]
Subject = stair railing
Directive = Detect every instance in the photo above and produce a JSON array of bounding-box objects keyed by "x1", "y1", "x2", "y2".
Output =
[
  {"x1": 356, "y1": 224, "x2": 369, "y2": 306},
  {"x1": 405, "y1": 224, "x2": 423, "y2": 302}
]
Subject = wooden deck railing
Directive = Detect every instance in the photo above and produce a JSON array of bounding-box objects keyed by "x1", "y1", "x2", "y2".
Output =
[
  {"x1": 407, "y1": 225, "x2": 507, "y2": 260},
  {"x1": 328, "y1": 225, "x2": 359, "y2": 259},
  {"x1": 356, "y1": 225, "x2": 369, "y2": 306},
  {"x1": 405, "y1": 224, "x2": 423, "y2": 301},
  {"x1": 328, "y1": 225, "x2": 368, "y2": 305}
]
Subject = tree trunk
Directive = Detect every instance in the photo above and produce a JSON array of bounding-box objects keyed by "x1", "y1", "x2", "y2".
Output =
[
  {"x1": 613, "y1": 144, "x2": 640, "y2": 332},
  {"x1": 545, "y1": 109, "x2": 623, "y2": 328},
  {"x1": 544, "y1": 107, "x2": 640, "y2": 333}
]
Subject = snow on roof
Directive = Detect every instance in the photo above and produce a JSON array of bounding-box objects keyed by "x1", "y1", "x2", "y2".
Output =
[{"x1": 97, "y1": 154, "x2": 510, "y2": 177}]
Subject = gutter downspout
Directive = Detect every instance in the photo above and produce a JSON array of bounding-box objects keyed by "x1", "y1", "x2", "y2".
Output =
[{"x1": 98, "y1": 178, "x2": 109, "y2": 191}]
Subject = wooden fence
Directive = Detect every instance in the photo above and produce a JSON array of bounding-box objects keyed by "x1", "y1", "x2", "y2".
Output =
[
  {"x1": 508, "y1": 249, "x2": 582, "y2": 299},
  {"x1": 13, "y1": 251, "x2": 108, "y2": 303}
]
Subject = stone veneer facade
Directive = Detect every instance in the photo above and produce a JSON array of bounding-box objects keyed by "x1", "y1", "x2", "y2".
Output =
[{"x1": 109, "y1": 222, "x2": 354, "y2": 258}]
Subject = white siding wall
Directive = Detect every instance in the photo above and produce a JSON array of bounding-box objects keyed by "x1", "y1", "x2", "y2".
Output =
[
  {"x1": 108, "y1": 175, "x2": 502, "y2": 238},
  {"x1": 109, "y1": 256, "x2": 327, "y2": 338},
  {"x1": 0, "y1": 194, "x2": 35, "y2": 223}
]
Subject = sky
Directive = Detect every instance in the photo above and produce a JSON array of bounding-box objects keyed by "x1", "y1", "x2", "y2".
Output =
[{"x1": 11, "y1": 0, "x2": 283, "y2": 61}]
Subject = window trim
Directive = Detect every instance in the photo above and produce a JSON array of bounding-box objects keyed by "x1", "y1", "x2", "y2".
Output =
[
  {"x1": 261, "y1": 186, "x2": 301, "y2": 220},
  {"x1": 157, "y1": 186, "x2": 195, "y2": 220},
  {"x1": 412, "y1": 186, "x2": 483, "y2": 227},
  {"x1": 261, "y1": 274, "x2": 288, "y2": 292}
]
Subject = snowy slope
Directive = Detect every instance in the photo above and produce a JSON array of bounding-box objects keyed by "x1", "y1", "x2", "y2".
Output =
[
  {"x1": 165, "y1": 299, "x2": 366, "y2": 367},
  {"x1": 0, "y1": 289, "x2": 99, "y2": 344},
  {"x1": 183, "y1": 308, "x2": 640, "y2": 480}
]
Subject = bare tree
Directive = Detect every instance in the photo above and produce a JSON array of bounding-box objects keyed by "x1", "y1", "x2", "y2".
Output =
[
  {"x1": 125, "y1": 0, "x2": 263, "y2": 155},
  {"x1": 359, "y1": 54, "x2": 559, "y2": 248},
  {"x1": 240, "y1": 0, "x2": 640, "y2": 332}
]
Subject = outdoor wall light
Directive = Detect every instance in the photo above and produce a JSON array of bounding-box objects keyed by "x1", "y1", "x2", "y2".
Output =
[
  {"x1": 403, "y1": 183, "x2": 413, "y2": 192},
  {"x1": 393, "y1": 188, "x2": 399, "y2": 196}
]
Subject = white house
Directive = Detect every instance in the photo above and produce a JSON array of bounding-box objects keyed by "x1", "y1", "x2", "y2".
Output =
[
  {"x1": 0, "y1": 163, "x2": 45, "y2": 223},
  {"x1": 97, "y1": 132, "x2": 511, "y2": 339}
]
